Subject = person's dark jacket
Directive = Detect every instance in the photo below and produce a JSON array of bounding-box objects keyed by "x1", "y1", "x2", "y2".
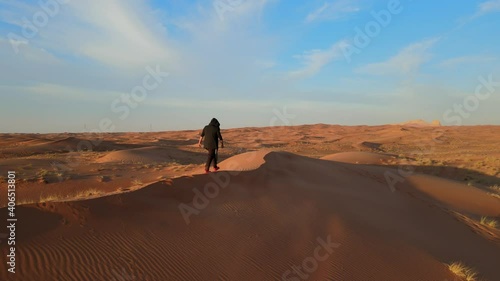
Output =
[{"x1": 201, "y1": 118, "x2": 223, "y2": 149}]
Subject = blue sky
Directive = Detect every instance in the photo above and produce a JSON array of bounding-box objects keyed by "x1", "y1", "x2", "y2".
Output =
[{"x1": 1, "y1": 0, "x2": 499, "y2": 133}]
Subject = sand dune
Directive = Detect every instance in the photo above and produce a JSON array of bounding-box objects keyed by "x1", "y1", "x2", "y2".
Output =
[
  {"x1": 0, "y1": 134, "x2": 51, "y2": 148},
  {"x1": 96, "y1": 146, "x2": 173, "y2": 164},
  {"x1": 0, "y1": 136, "x2": 122, "y2": 158},
  {"x1": 321, "y1": 151, "x2": 397, "y2": 164},
  {"x1": 218, "y1": 149, "x2": 271, "y2": 171},
  {"x1": 0, "y1": 158, "x2": 63, "y2": 177},
  {"x1": 406, "y1": 174, "x2": 500, "y2": 217},
  {"x1": 357, "y1": 141, "x2": 385, "y2": 152},
  {"x1": 1, "y1": 125, "x2": 499, "y2": 280},
  {"x1": 398, "y1": 119, "x2": 442, "y2": 127},
  {"x1": 1, "y1": 150, "x2": 499, "y2": 281}
]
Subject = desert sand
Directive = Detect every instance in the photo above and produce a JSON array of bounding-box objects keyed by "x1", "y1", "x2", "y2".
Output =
[{"x1": 1, "y1": 124, "x2": 499, "y2": 280}]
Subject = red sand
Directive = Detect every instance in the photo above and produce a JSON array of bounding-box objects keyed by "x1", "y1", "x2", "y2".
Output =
[{"x1": 0, "y1": 125, "x2": 499, "y2": 280}]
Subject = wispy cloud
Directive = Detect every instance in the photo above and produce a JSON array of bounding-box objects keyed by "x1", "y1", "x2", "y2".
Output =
[
  {"x1": 1, "y1": 0, "x2": 277, "y2": 95},
  {"x1": 471, "y1": 0, "x2": 500, "y2": 19},
  {"x1": 177, "y1": 0, "x2": 271, "y2": 33},
  {"x1": 456, "y1": 0, "x2": 500, "y2": 27},
  {"x1": 2, "y1": 0, "x2": 176, "y2": 69},
  {"x1": 2, "y1": 1, "x2": 499, "y2": 132},
  {"x1": 357, "y1": 38, "x2": 440, "y2": 76},
  {"x1": 305, "y1": 1, "x2": 361, "y2": 23},
  {"x1": 288, "y1": 40, "x2": 349, "y2": 79},
  {"x1": 161, "y1": 0, "x2": 279, "y2": 100},
  {"x1": 64, "y1": 0, "x2": 176, "y2": 68},
  {"x1": 438, "y1": 55, "x2": 497, "y2": 68},
  {"x1": 0, "y1": 38, "x2": 61, "y2": 64}
]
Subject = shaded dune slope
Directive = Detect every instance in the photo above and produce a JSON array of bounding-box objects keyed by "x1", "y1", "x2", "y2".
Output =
[{"x1": 1, "y1": 151, "x2": 499, "y2": 281}]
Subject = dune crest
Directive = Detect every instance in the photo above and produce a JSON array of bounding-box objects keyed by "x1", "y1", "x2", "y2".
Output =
[
  {"x1": 321, "y1": 151, "x2": 397, "y2": 164},
  {"x1": 218, "y1": 149, "x2": 272, "y2": 171},
  {"x1": 2, "y1": 151, "x2": 499, "y2": 281},
  {"x1": 398, "y1": 119, "x2": 442, "y2": 127}
]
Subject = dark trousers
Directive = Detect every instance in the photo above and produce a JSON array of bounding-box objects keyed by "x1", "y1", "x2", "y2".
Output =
[{"x1": 205, "y1": 148, "x2": 218, "y2": 170}]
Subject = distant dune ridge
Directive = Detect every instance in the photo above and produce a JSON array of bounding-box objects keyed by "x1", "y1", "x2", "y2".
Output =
[
  {"x1": 0, "y1": 136, "x2": 122, "y2": 158},
  {"x1": 397, "y1": 119, "x2": 442, "y2": 127},
  {"x1": 0, "y1": 124, "x2": 499, "y2": 280}
]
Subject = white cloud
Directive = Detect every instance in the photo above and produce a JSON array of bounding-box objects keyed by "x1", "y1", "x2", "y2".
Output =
[
  {"x1": 472, "y1": 0, "x2": 500, "y2": 18},
  {"x1": 438, "y1": 55, "x2": 497, "y2": 68},
  {"x1": 288, "y1": 40, "x2": 349, "y2": 79},
  {"x1": 1, "y1": 0, "x2": 280, "y2": 101},
  {"x1": 177, "y1": 0, "x2": 271, "y2": 34},
  {"x1": 218, "y1": 0, "x2": 270, "y2": 22},
  {"x1": 0, "y1": 0, "x2": 281, "y2": 105},
  {"x1": 157, "y1": 0, "x2": 280, "y2": 98},
  {"x1": 62, "y1": 0, "x2": 176, "y2": 68},
  {"x1": 357, "y1": 38, "x2": 440, "y2": 76},
  {"x1": 457, "y1": 0, "x2": 500, "y2": 27},
  {"x1": 305, "y1": 1, "x2": 361, "y2": 23},
  {"x1": 0, "y1": 37, "x2": 61, "y2": 64},
  {"x1": 1, "y1": 0, "x2": 177, "y2": 69}
]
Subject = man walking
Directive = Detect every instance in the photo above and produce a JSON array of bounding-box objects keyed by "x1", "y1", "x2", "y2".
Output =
[{"x1": 198, "y1": 118, "x2": 224, "y2": 173}]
